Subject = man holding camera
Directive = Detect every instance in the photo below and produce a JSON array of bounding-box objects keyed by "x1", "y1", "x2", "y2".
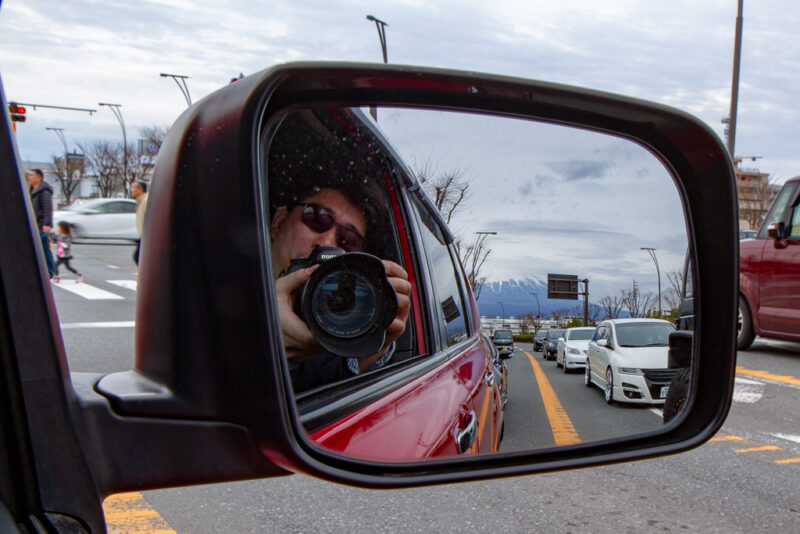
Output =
[{"x1": 270, "y1": 186, "x2": 411, "y2": 391}]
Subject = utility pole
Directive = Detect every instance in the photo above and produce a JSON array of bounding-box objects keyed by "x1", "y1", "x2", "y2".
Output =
[
  {"x1": 641, "y1": 247, "x2": 662, "y2": 317},
  {"x1": 366, "y1": 14, "x2": 388, "y2": 121},
  {"x1": 160, "y1": 73, "x2": 192, "y2": 107},
  {"x1": 727, "y1": 0, "x2": 743, "y2": 157},
  {"x1": 579, "y1": 279, "x2": 589, "y2": 326}
]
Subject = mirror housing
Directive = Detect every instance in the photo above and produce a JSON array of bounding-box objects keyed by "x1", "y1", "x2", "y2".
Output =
[
  {"x1": 72, "y1": 62, "x2": 737, "y2": 490},
  {"x1": 767, "y1": 221, "x2": 784, "y2": 239}
]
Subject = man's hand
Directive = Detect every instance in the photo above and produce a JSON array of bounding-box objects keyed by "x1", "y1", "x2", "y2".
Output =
[
  {"x1": 355, "y1": 260, "x2": 411, "y2": 373},
  {"x1": 275, "y1": 265, "x2": 323, "y2": 362}
]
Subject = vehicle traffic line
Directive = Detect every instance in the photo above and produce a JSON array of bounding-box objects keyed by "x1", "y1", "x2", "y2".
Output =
[
  {"x1": 775, "y1": 458, "x2": 800, "y2": 464},
  {"x1": 736, "y1": 366, "x2": 800, "y2": 387},
  {"x1": 709, "y1": 433, "x2": 745, "y2": 442},
  {"x1": 103, "y1": 492, "x2": 176, "y2": 533},
  {"x1": 51, "y1": 281, "x2": 124, "y2": 300},
  {"x1": 524, "y1": 351, "x2": 581, "y2": 446},
  {"x1": 472, "y1": 382, "x2": 493, "y2": 454},
  {"x1": 733, "y1": 445, "x2": 781, "y2": 453}
]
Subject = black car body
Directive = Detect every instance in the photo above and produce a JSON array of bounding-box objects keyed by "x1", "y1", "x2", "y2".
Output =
[
  {"x1": 533, "y1": 330, "x2": 547, "y2": 352},
  {"x1": 543, "y1": 328, "x2": 565, "y2": 360}
]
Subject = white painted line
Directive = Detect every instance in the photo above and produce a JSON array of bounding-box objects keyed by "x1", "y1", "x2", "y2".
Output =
[
  {"x1": 108, "y1": 280, "x2": 137, "y2": 291},
  {"x1": 60, "y1": 321, "x2": 135, "y2": 329},
  {"x1": 770, "y1": 433, "x2": 800, "y2": 445},
  {"x1": 649, "y1": 408, "x2": 663, "y2": 418},
  {"x1": 51, "y1": 282, "x2": 123, "y2": 300},
  {"x1": 733, "y1": 376, "x2": 765, "y2": 404},
  {"x1": 107, "y1": 264, "x2": 120, "y2": 270}
]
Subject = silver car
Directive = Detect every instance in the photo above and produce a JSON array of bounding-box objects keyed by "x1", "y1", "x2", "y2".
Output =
[
  {"x1": 556, "y1": 327, "x2": 595, "y2": 372},
  {"x1": 54, "y1": 198, "x2": 138, "y2": 241}
]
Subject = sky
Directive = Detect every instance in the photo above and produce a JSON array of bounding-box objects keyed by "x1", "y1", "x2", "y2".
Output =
[{"x1": 1, "y1": 0, "x2": 797, "y2": 298}]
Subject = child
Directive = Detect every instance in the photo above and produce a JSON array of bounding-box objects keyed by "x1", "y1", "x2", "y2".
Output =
[{"x1": 51, "y1": 222, "x2": 85, "y2": 283}]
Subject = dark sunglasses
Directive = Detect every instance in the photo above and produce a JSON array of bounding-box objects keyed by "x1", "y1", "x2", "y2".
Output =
[{"x1": 297, "y1": 203, "x2": 365, "y2": 252}]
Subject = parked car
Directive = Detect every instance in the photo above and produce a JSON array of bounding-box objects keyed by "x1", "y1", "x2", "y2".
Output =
[
  {"x1": 738, "y1": 175, "x2": 800, "y2": 349},
  {"x1": 0, "y1": 62, "x2": 738, "y2": 532},
  {"x1": 739, "y1": 229, "x2": 757, "y2": 240},
  {"x1": 585, "y1": 319, "x2": 677, "y2": 404},
  {"x1": 543, "y1": 328, "x2": 565, "y2": 360},
  {"x1": 533, "y1": 329, "x2": 547, "y2": 352},
  {"x1": 54, "y1": 198, "x2": 138, "y2": 241},
  {"x1": 492, "y1": 328, "x2": 514, "y2": 357},
  {"x1": 556, "y1": 327, "x2": 595, "y2": 372},
  {"x1": 484, "y1": 333, "x2": 509, "y2": 412}
]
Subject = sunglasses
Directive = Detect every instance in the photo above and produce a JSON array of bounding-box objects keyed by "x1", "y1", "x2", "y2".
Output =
[{"x1": 297, "y1": 203, "x2": 365, "y2": 252}]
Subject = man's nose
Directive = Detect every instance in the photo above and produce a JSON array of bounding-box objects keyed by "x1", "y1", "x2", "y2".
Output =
[{"x1": 313, "y1": 228, "x2": 338, "y2": 247}]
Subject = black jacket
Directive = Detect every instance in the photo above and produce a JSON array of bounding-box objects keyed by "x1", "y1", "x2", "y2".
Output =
[{"x1": 29, "y1": 182, "x2": 54, "y2": 229}]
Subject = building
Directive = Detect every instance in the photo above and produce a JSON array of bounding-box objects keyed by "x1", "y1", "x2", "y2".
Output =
[{"x1": 734, "y1": 157, "x2": 779, "y2": 231}]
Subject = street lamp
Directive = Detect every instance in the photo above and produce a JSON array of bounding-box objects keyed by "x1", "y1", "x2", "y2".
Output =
[
  {"x1": 528, "y1": 292, "x2": 540, "y2": 318},
  {"x1": 365, "y1": 14, "x2": 389, "y2": 121},
  {"x1": 641, "y1": 247, "x2": 662, "y2": 317},
  {"x1": 160, "y1": 72, "x2": 192, "y2": 107},
  {"x1": 497, "y1": 301, "x2": 505, "y2": 324},
  {"x1": 98, "y1": 103, "x2": 128, "y2": 194}
]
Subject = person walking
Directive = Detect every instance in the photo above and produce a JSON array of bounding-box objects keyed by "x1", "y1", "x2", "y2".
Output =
[
  {"x1": 26, "y1": 169, "x2": 56, "y2": 278},
  {"x1": 131, "y1": 180, "x2": 149, "y2": 265},
  {"x1": 50, "y1": 222, "x2": 84, "y2": 283}
]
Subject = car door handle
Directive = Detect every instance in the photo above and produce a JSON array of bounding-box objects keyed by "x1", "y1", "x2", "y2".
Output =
[{"x1": 455, "y1": 410, "x2": 477, "y2": 454}]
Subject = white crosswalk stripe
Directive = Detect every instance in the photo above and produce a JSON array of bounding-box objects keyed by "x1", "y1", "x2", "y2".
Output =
[
  {"x1": 107, "y1": 280, "x2": 138, "y2": 291},
  {"x1": 50, "y1": 280, "x2": 136, "y2": 300}
]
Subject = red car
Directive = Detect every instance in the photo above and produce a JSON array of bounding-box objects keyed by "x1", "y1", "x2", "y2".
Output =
[{"x1": 738, "y1": 175, "x2": 800, "y2": 349}]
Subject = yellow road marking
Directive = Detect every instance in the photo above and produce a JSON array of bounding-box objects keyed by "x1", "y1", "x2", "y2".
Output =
[
  {"x1": 734, "y1": 445, "x2": 781, "y2": 453},
  {"x1": 103, "y1": 492, "x2": 176, "y2": 534},
  {"x1": 472, "y1": 383, "x2": 492, "y2": 454},
  {"x1": 524, "y1": 351, "x2": 581, "y2": 446},
  {"x1": 709, "y1": 433, "x2": 745, "y2": 442},
  {"x1": 736, "y1": 366, "x2": 800, "y2": 386},
  {"x1": 776, "y1": 458, "x2": 800, "y2": 464}
]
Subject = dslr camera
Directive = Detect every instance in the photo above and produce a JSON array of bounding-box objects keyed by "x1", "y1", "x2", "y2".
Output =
[{"x1": 287, "y1": 246, "x2": 397, "y2": 358}]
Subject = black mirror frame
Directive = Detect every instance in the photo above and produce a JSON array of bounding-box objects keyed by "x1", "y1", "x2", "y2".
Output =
[{"x1": 245, "y1": 63, "x2": 737, "y2": 486}]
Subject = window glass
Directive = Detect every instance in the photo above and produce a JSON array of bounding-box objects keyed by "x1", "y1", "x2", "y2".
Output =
[
  {"x1": 788, "y1": 202, "x2": 800, "y2": 238},
  {"x1": 410, "y1": 195, "x2": 469, "y2": 348},
  {"x1": 758, "y1": 184, "x2": 797, "y2": 238}
]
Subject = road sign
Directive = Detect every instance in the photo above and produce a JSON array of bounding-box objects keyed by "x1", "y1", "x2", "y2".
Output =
[{"x1": 547, "y1": 273, "x2": 579, "y2": 300}]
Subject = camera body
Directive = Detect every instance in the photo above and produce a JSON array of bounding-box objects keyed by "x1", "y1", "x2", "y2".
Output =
[{"x1": 287, "y1": 246, "x2": 397, "y2": 358}]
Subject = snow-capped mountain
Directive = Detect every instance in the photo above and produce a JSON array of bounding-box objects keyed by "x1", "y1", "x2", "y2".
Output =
[{"x1": 476, "y1": 277, "x2": 582, "y2": 319}]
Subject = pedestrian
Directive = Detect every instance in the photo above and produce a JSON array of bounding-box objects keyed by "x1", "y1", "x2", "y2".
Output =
[
  {"x1": 131, "y1": 180, "x2": 149, "y2": 265},
  {"x1": 50, "y1": 222, "x2": 84, "y2": 283},
  {"x1": 26, "y1": 169, "x2": 56, "y2": 278}
]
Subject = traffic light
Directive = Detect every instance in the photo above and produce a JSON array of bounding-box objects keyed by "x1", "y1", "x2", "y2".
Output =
[{"x1": 8, "y1": 102, "x2": 26, "y2": 122}]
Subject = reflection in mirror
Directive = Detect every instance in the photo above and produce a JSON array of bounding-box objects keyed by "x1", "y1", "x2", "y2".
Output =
[{"x1": 263, "y1": 107, "x2": 692, "y2": 463}]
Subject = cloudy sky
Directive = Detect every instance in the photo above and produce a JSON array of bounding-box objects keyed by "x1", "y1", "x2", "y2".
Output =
[{"x1": 1, "y1": 0, "x2": 796, "y2": 297}]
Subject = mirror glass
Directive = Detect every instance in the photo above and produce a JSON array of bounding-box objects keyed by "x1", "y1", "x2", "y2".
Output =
[{"x1": 263, "y1": 106, "x2": 693, "y2": 462}]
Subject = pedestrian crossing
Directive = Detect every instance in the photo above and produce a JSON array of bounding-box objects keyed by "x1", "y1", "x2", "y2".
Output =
[{"x1": 51, "y1": 279, "x2": 137, "y2": 300}]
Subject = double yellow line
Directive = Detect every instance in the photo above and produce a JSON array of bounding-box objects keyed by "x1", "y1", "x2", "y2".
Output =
[{"x1": 524, "y1": 351, "x2": 581, "y2": 446}]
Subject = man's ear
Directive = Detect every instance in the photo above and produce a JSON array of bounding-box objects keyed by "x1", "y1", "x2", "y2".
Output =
[{"x1": 270, "y1": 206, "x2": 289, "y2": 240}]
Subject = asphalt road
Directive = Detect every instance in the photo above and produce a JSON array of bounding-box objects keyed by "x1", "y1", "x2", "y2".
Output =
[{"x1": 53, "y1": 244, "x2": 800, "y2": 533}]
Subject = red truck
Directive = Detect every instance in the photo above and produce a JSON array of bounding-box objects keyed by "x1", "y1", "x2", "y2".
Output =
[{"x1": 738, "y1": 175, "x2": 800, "y2": 349}]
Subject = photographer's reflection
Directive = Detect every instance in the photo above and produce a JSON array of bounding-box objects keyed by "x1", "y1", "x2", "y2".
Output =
[{"x1": 270, "y1": 186, "x2": 411, "y2": 392}]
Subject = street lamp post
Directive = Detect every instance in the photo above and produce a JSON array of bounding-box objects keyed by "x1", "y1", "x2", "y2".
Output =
[
  {"x1": 365, "y1": 14, "x2": 389, "y2": 121},
  {"x1": 497, "y1": 301, "x2": 505, "y2": 325},
  {"x1": 528, "y1": 292, "x2": 540, "y2": 317},
  {"x1": 160, "y1": 73, "x2": 192, "y2": 107},
  {"x1": 641, "y1": 247, "x2": 662, "y2": 317},
  {"x1": 98, "y1": 103, "x2": 128, "y2": 195}
]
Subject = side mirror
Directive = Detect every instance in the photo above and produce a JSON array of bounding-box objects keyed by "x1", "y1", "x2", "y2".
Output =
[
  {"x1": 498, "y1": 352, "x2": 512, "y2": 361},
  {"x1": 597, "y1": 339, "x2": 609, "y2": 348},
  {"x1": 767, "y1": 221, "x2": 785, "y2": 239}
]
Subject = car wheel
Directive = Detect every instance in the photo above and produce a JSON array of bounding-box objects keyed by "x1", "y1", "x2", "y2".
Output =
[
  {"x1": 737, "y1": 296, "x2": 755, "y2": 351},
  {"x1": 663, "y1": 367, "x2": 690, "y2": 424},
  {"x1": 584, "y1": 359, "x2": 592, "y2": 387},
  {"x1": 604, "y1": 367, "x2": 614, "y2": 404},
  {"x1": 542, "y1": 349, "x2": 547, "y2": 359},
  {"x1": 556, "y1": 355, "x2": 562, "y2": 368}
]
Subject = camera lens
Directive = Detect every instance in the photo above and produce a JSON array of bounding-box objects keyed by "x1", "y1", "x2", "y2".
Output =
[{"x1": 310, "y1": 270, "x2": 378, "y2": 338}]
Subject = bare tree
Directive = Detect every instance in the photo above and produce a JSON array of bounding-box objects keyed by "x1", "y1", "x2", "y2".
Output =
[
  {"x1": 454, "y1": 235, "x2": 492, "y2": 299},
  {"x1": 50, "y1": 152, "x2": 85, "y2": 207},
  {"x1": 738, "y1": 174, "x2": 780, "y2": 231},
  {"x1": 621, "y1": 279, "x2": 655, "y2": 318},
  {"x1": 551, "y1": 308, "x2": 572, "y2": 328},
  {"x1": 597, "y1": 295, "x2": 624, "y2": 320},
  {"x1": 663, "y1": 268, "x2": 683, "y2": 315},
  {"x1": 414, "y1": 159, "x2": 471, "y2": 224},
  {"x1": 80, "y1": 139, "x2": 123, "y2": 197}
]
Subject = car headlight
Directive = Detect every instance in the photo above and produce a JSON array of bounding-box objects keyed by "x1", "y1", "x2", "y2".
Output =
[
  {"x1": 616, "y1": 367, "x2": 643, "y2": 375},
  {"x1": 567, "y1": 347, "x2": 580, "y2": 355}
]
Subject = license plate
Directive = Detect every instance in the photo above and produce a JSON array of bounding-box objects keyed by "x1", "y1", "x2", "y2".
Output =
[{"x1": 660, "y1": 386, "x2": 669, "y2": 398}]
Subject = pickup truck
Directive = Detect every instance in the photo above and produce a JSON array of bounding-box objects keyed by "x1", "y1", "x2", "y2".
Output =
[{"x1": 738, "y1": 175, "x2": 800, "y2": 349}]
